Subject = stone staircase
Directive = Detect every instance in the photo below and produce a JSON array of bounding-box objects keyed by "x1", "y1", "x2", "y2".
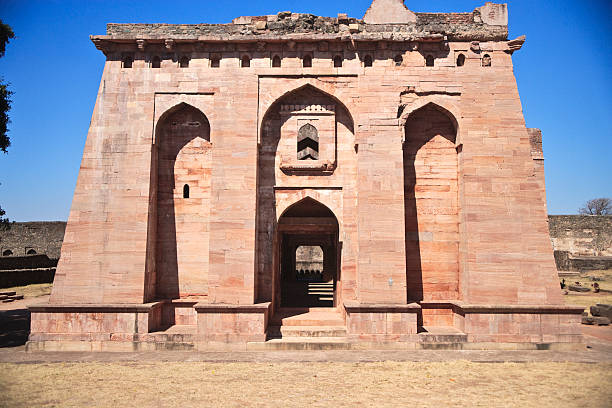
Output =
[{"x1": 253, "y1": 308, "x2": 350, "y2": 350}]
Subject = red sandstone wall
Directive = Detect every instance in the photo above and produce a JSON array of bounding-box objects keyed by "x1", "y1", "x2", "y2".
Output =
[{"x1": 51, "y1": 39, "x2": 562, "y2": 307}]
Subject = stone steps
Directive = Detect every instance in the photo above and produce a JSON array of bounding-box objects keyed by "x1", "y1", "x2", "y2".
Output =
[
  {"x1": 268, "y1": 325, "x2": 347, "y2": 338},
  {"x1": 248, "y1": 336, "x2": 351, "y2": 351},
  {"x1": 271, "y1": 308, "x2": 345, "y2": 327}
]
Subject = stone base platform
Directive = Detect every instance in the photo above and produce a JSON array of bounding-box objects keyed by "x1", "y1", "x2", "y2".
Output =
[{"x1": 26, "y1": 301, "x2": 586, "y2": 352}]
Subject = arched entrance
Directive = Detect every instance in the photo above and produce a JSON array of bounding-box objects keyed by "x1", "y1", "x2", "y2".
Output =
[{"x1": 276, "y1": 197, "x2": 339, "y2": 308}]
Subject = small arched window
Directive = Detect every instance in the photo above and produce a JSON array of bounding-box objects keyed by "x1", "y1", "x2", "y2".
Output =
[
  {"x1": 456, "y1": 54, "x2": 465, "y2": 67},
  {"x1": 210, "y1": 55, "x2": 220, "y2": 68},
  {"x1": 272, "y1": 55, "x2": 281, "y2": 68},
  {"x1": 302, "y1": 55, "x2": 312, "y2": 68},
  {"x1": 2, "y1": 249, "x2": 12, "y2": 256},
  {"x1": 183, "y1": 184, "x2": 190, "y2": 199},
  {"x1": 394, "y1": 54, "x2": 403, "y2": 66},
  {"x1": 179, "y1": 56, "x2": 190, "y2": 68},
  {"x1": 26, "y1": 249, "x2": 37, "y2": 255},
  {"x1": 333, "y1": 55, "x2": 342, "y2": 68},
  {"x1": 122, "y1": 55, "x2": 133, "y2": 69},
  {"x1": 151, "y1": 56, "x2": 161, "y2": 69},
  {"x1": 363, "y1": 55, "x2": 373, "y2": 67},
  {"x1": 425, "y1": 55, "x2": 434, "y2": 67},
  {"x1": 482, "y1": 54, "x2": 491, "y2": 67},
  {"x1": 297, "y1": 123, "x2": 319, "y2": 160},
  {"x1": 241, "y1": 55, "x2": 251, "y2": 68}
]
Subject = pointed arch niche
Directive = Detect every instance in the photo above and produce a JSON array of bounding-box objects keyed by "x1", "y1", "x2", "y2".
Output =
[
  {"x1": 153, "y1": 103, "x2": 212, "y2": 301},
  {"x1": 256, "y1": 85, "x2": 355, "y2": 304},
  {"x1": 403, "y1": 103, "x2": 459, "y2": 303}
]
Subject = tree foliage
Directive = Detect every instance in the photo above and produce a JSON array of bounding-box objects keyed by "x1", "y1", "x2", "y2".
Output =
[
  {"x1": 0, "y1": 20, "x2": 15, "y2": 153},
  {"x1": 579, "y1": 198, "x2": 612, "y2": 216},
  {"x1": 0, "y1": 20, "x2": 14, "y2": 226}
]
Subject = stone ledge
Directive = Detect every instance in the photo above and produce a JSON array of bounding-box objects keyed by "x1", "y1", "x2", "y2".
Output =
[
  {"x1": 419, "y1": 300, "x2": 586, "y2": 314},
  {"x1": 344, "y1": 302, "x2": 421, "y2": 313},
  {"x1": 194, "y1": 302, "x2": 271, "y2": 313},
  {"x1": 28, "y1": 302, "x2": 163, "y2": 313}
]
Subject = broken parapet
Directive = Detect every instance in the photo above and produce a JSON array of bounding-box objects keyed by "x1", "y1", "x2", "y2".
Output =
[{"x1": 99, "y1": 2, "x2": 508, "y2": 46}]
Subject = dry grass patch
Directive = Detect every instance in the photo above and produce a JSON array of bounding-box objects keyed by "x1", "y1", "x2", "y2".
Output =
[
  {"x1": 563, "y1": 269, "x2": 612, "y2": 312},
  {"x1": 0, "y1": 361, "x2": 610, "y2": 408},
  {"x1": 2, "y1": 283, "x2": 52, "y2": 298}
]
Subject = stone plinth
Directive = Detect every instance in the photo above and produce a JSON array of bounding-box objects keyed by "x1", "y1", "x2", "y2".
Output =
[{"x1": 344, "y1": 302, "x2": 421, "y2": 341}]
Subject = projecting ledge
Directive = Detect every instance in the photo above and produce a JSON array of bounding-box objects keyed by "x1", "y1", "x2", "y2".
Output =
[
  {"x1": 344, "y1": 302, "x2": 421, "y2": 313},
  {"x1": 194, "y1": 302, "x2": 271, "y2": 313}
]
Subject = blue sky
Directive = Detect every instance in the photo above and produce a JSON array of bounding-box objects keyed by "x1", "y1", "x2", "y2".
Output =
[{"x1": 0, "y1": 0, "x2": 610, "y2": 220}]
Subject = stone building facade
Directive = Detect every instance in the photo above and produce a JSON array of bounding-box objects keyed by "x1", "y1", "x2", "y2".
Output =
[{"x1": 28, "y1": 0, "x2": 584, "y2": 351}]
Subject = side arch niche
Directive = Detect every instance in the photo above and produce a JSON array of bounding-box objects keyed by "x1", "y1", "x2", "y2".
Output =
[
  {"x1": 153, "y1": 103, "x2": 212, "y2": 301},
  {"x1": 403, "y1": 103, "x2": 459, "y2": 302},
  {"x1": 256, "y1": 85, "x2": 354, "y2": 304}
]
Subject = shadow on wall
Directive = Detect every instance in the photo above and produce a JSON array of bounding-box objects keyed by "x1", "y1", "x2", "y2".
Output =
[
  {"x1": 155, "y1": 103, "x2": 211, "y2": 300},
  {"x1": 403, "y1": 103, "x2": 458, "y2": 303}
]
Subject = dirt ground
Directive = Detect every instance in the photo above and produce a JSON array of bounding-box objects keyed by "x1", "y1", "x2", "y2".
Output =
[
  {"x1": 562, "y1": 270, "x2": 612, "y2": 311},
  {"x1": 0, "y1": 361, "x2": 611, "y2": 408},
  {"x1": 1, "y1": 283, "x2": 611, "y2": 407}
]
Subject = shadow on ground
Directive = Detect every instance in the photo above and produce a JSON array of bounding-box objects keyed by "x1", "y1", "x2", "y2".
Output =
[{"x1": 0, "y1": 308, "x2": 30, "y2": 347}]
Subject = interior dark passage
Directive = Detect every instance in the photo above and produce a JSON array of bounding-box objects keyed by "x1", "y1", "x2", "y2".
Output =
[{"x1": 277, "y1": 198, "x2": 339, "y2": 307}]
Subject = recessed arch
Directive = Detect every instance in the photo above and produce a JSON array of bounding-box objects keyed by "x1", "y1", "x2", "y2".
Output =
[
  {"x1": 154, "y1": 102, "x2": 212, "y2": 300},
  {"x1": 403, "y1": 102, "x2": 459, "y2": 302},
  {"x1": 155, "y1": 102, "x2": 211, "y2": 146},
  {"x1": 279, "y1": 196, "x2": 338, "y2": 222},
  {"x1": 259, "y1": 83, "x2": 355, "y2": 140},
  {"x1": 456, "y1": 53, "x2": 465, "y2": 67},
  {"x1": 399, "y1": 100, "x2": 460, "y2": 145}
]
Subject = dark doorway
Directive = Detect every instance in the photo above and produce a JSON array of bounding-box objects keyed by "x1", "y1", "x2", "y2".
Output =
[{"x1": 277, "y1": 198, "x2": 339, "y2": 308}]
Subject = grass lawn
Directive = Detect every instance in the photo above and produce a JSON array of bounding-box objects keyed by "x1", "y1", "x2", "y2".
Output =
[{"x1": 0, "y1": 361, "x2": 610, "y2": 408}]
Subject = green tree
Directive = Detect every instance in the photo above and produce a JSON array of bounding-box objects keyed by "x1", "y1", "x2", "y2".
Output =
[{"x1": 0, "y1": 20, "x2": 15, "y2": 228}]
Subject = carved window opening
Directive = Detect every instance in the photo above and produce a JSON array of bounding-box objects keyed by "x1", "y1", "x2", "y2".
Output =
[
  {"x1": 241, "y1": 55, "x2": 250, "y2": 68},
  {"x1": 394, "y1": 54, "x2": 403, "y2": 66},
  {"x1": 333, "y1": 55, "x2": 342, "y2": 68},
  {"x1": 210, "y1": 55, "x2": 220, "y2": 68},
  {"x1": 425, "y1": 55, "x2": 434, "y2": 67},
  {"x1": 122, "y1": 55, "x2": 133, "y2": 69},
  {"x1": 26, "y1": 249, "x2": 37, "y2": 255},
  {"x1": 179, "y1": 56, "x2": 190, "y2": 68},
  {"x1": 303, "y1": 55, "x2": 312, "y2": 68},
  {"x1": 272, "y1": 55, "x2": 281, "y2": 68},
  {"x1": 2, "y1": 249, "x2": 12, "y2": 256},
  {"x1": 364, "y1": 55, "x2": 373, "y2": 67},
  {"x1": 151, "y1": 56, "x2": 161, "y2": 68},
  {"x1": 482, "y1": 54, "x2": 491, "y2": 67},
  {"x1": 456, "y1": 54, "x2": 465, "y2": 67},
  {"x1": 297, "y1": 123, "x2": 319, "y2": 160},
  {"x1": 183, "y1": 184, "x2": 190, "y2": 199}
]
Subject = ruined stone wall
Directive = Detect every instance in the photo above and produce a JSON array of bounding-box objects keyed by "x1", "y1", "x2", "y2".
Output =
[
  {"x1": 0, "y1": 222, "x2": 66, "y2": 260},
  {"x1": 549, "y1": 215, "x2": 612, "y2": 271}
]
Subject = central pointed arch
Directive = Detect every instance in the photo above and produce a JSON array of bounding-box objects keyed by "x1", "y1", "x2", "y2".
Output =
[{"x1": 277, "y1": 197, "x2": 340, "y2": 308}]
